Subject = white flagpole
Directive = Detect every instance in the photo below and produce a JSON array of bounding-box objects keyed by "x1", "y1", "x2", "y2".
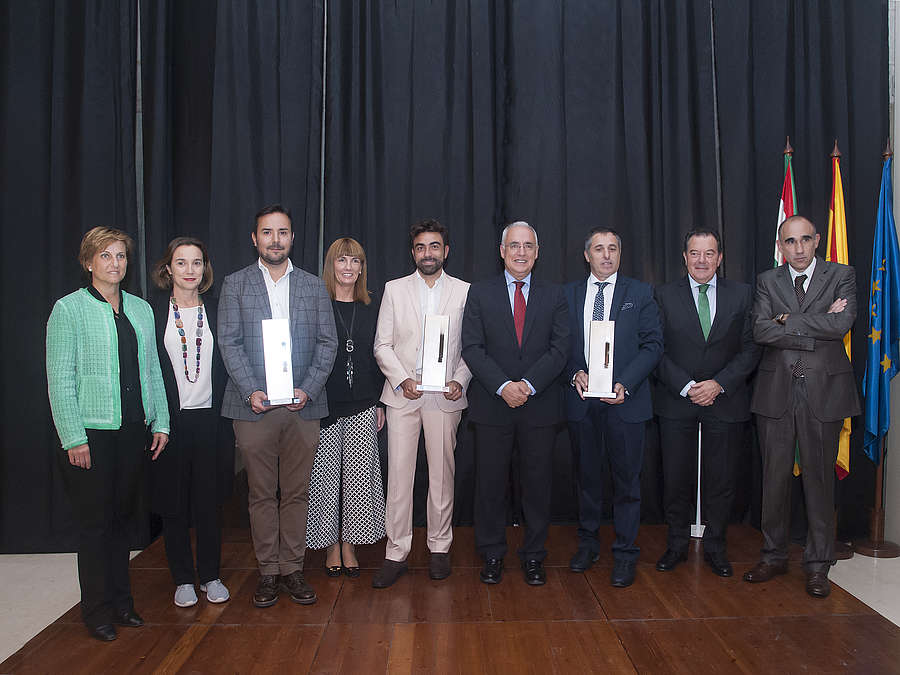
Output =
[{"x1": 691, "y1": 423, "x2": 706, "y2": 538}]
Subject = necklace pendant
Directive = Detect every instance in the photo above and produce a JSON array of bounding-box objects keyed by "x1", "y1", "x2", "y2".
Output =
[
  {"x1": 346, "y1": 356, "x2": 354, "y2": 389},
  {"x1": 345, "y1": 338, "x2": 355, "y2": 353}
]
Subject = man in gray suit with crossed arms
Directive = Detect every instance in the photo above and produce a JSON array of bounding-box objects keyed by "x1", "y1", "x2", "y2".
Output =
[
  {"x1": 744, "y1": 215, "x2": 860, "y2": 598},
  {"x1": 219, "y1": 204, "x2": 337, "y2": 608}
]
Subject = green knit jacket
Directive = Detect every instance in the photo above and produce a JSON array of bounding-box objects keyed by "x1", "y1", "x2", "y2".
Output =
[{"x1": 46, "y1": 287, "x2": 170, "y2": 450}]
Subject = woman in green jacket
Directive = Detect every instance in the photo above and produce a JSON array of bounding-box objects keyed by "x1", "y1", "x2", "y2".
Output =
[{"x1": 46, "y1": 226, "x2": 170, "y2": 642}]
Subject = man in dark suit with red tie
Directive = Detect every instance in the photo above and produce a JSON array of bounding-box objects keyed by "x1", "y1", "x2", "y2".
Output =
[
  {"x1": 653, "y1": 229, "x2": 760, "y2": 578},
  {"x1": 462, "y1": 221, "x2": 569, "y2": 586},
  {"x1": 744, "y1": 215, "x2": 860, "y2": 598},
  {"x1": 565, "y1": 228, "x2": 663, "y2": 587}
]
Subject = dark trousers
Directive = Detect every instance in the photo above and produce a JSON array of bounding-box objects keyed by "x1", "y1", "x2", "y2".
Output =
[
  {"x1": 163, "y1": 408, "x2": 222, "y2": 585},
  {"x1": 658, "y1": 414, "x2": 740, "y2": 554},
  {"x1": 569, "y1": 402, "x2": 644, "y2": 562},
  {"x1": 59, "y1": 423, "x2": 146, "y2": 628},
  {"x1": 756, "y1": 377, "x2": 842, "y2": 573},
  {"x1": 473, "y1": 421, "x2": 556, "y2": 562}
]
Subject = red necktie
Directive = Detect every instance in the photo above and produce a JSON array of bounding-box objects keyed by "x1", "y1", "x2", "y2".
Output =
[{"x1": 514, "y1": 281, "x2": 526, "y2": 346}]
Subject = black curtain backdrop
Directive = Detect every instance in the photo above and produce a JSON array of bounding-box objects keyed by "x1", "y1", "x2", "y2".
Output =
[
  {"x1": 1, "y1": 0, "x2": 888, "y2": 551},
  {"x1": 2, "y1": 0, "x2": 138, "y2": 551}
]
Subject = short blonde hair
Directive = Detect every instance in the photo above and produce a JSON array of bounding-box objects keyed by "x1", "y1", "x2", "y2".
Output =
[
  {"x1": 78, "y1": 227, "x2": 135, "y2": 274},
  {"x1": 323, "y1": 237, "x2": 371, "y2": 304}
]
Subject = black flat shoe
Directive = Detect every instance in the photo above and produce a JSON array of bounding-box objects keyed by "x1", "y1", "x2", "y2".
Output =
[
  {"x1": 325, "y1": 565, "x2": 342, "y2": 578},
  {"x1": 89, "y1": 624, "x2": 117, "y2": 641},
  {"x1": 343, "y1": 566, "x2": 360, "y2": 579},
  {"x1": 480, "y1": 558, "x2": 503, "y2": 585},
  {"x1": 522, "y1": 559, "x2": 546, "y2": 586}
]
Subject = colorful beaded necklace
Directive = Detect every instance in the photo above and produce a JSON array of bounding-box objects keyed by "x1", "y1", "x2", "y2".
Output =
[{"x1": 171, "y1": 297, "x2": 203, "y2": 383}]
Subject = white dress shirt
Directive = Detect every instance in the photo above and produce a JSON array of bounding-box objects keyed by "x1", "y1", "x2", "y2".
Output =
[
  {"x1": 258, "y1": 258, "x2": 294, "y2": 320},
  {"x1": 583, "y1": 272, "x2": 616, "y2": 365},
  {"x1": 679, "y1": 274, "x2": 724, "y2": 398},
  {"x1": 415, "y1": 270, "x2": 444, "y2": 375},
  {"x1": 788, "y1": 256, "x2": 816, "y2": 292},
  {"x1": 498, "y1": 270, "x2": 534, "y2": 396}
]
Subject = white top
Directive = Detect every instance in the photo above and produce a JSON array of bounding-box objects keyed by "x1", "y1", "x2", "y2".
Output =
[
  {"x1": 415, "y1": 270, "x2": 444, "y2": 375},
  {"x1": 583, "y1": 272, "x2": 617, "y2": 365},
  {"x1": 164, "y1": 302, "x2": 214, "y2": 409},
  {"x1": 258, "y1": 258, "x2": 294, "y2": 320}
]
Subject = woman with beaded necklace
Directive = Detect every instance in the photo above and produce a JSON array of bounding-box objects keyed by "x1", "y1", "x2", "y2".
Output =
[{"x1": 149, "y1": 237, "x2": 234, "y2": 608}]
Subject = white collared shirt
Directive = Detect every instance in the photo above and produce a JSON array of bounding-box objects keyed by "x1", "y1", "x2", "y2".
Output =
[
  {"x1": 583, "y1": 272, "x2": 616, "y2": 365},
  {"x1": 788, "y1": 256, "x2": 816, "y2": 293},
  {"x1": 415, "y1": 270, "x2": 444, "y2": 375},
  {"x1": 504, "y1": 269, "x2": 531, "y2": 310},
  {"x1": 258, "y1": 258, "x2": 294, "y2": 320}
]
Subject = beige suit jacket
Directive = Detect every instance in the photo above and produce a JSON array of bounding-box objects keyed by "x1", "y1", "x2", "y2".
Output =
[{"x1": 375, "y1": 271, "x2": 472, "y2": 412}]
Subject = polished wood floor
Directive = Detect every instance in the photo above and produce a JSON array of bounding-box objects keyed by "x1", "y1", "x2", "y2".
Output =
[{"x1": 5, "y1": 524, "x2": 900, "y2": 674}]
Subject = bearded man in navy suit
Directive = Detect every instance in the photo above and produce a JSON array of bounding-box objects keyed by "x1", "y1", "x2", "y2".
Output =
[{"x1": 565, "y1": 228, "x2": 663, "y2": 587}]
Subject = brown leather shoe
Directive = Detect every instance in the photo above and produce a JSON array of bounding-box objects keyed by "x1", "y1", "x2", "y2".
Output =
[
  {"x1": 742, "y1": 560, "x2": 788, "y2": 583},
  {"x1": 281, "y1": 570, "x2": 317, "y2": 605},
  {"x1": 253, "y1": 574, "x2": 280, "y2": 607},
  {"x1": 806, "y1": 571, "x2": 831, "y2": 598},
  {"x1": 429, "y1": 553, "x2": 451, "y2": 580}
]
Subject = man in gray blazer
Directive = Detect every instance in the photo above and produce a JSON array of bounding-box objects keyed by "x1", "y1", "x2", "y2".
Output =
[
  {"x1": 219, "y1": 204, "x2": 337, "y2": 608},
  {"x1": 743, "y1": 215, "x2": 860, "y2": 598}
]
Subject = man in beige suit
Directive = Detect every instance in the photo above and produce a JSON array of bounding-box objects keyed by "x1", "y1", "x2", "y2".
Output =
[{"x1": 372, "y1": 219, "x2": 471, "y2": 587}]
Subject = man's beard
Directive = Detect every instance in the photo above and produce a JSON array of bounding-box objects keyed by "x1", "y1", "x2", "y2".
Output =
[
  {"x1": 259, "y1": 247, "x2": 289, "y2": 266},
  {"x1": 416, "y1": 258, "x2": 443, "y2": 275}
]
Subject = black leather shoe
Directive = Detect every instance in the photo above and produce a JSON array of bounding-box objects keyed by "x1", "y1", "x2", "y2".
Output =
[
  {"x1": 372, "y1": 559, "x2": 408, "y2": 588},
  {"x1": 480, "y1": 558, "x2": 503, "y2": 585},
  {"x1": 742, "y1": 560, "x2": 788, "y2": 583},
  {"x1": 611, "y1": 559, "x2": 636, "y2": 587},
  {"x1": 89, "y1": 624, "x2": 117, "y2": 641},
  {"x1": 112, "y1": 609, "x2": 144, "y2": 627},
  {"x1": 281, "y1": 570, "x2": 317, "y2": 605},
  {"x1": 569, "y1": 548, "x2": 600, "y2": 573},
  {"x1": 429, "y1": 552, "x2": 451, "y2": 580},
  {"x1": 343, "y1": 565, "x2": 360, "y2": 579},
  {"x1": 523, "y1": 559, "x2": 546, "y2": 586},
  {"x1": 655, "y1": 549, "x2": 687, "y2": 572},
  {"x1": 325, "y1": 565, "x2": 342, "y2": 578},
  {"x1": 253, "y1": 574, "x2": 280, "y2": 607},
  {"x1": 703, "y1": 551, "x2": 733, "y2": 577},
  {"x1": 806, "y1": 571, "x2": 831, "y2": 598}
]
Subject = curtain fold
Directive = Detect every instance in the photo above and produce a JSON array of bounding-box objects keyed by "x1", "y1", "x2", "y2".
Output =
[{"x1": 2, "y1": 0, "x2": 137, "y2": 551}]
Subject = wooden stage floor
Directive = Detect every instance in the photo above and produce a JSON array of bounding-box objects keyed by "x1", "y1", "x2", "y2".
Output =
[{"x1": 4, "y1": 524, "x2": 900, "y2": 673}]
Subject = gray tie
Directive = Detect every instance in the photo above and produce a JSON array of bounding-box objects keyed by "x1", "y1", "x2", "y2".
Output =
[{"x1": 592, "y1": 281, "x2": 610, "y2": 321}]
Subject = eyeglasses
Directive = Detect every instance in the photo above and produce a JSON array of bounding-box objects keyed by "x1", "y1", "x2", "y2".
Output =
[{"x1": 505, "y1": 242, "x2": 536, "y2": 252}]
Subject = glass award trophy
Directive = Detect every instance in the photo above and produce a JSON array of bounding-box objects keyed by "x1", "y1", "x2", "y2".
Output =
[
  {"x1": 583, "y1": 320, "x2": 616, "y2": 398},
  {"x1": 417, "y1": 314, "x2": 450, "y2": 392},
  {"x1": 261, "y1": 318, "x2": 300, "y2": 406}
]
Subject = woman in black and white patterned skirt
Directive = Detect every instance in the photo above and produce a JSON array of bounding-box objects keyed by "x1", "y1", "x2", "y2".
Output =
[{"x1": 306, "y1": 238, "x2": 385, "y2": 577}]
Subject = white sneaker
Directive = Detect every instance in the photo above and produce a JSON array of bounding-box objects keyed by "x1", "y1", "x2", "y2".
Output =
[
  {"x1": 174, "y1": 584, "x2": 198, "y2": 607},
  {"x1": 200, "y1": 579, "x2": 230, "y2": 604}
]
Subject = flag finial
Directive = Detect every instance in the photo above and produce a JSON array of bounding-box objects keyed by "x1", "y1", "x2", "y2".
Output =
[
  {"x1": 783, "y1": 136, "x2": 794, "y2": 156},
  {"x1": 831, "y1": 139, "x2": 842, "y2": 159},
  {"x1": 883, "y1": 138, "x2": 893, "y2": 159}
]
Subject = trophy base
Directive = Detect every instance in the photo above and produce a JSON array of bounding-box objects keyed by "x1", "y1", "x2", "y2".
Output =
[
  {"x1": 263, "y1": 398, "x2": 301, "y2": 406},
  {"x1": 416, "y1": 384, "x2": 450, "y2": 392},
  {"x1": 583, "y1": 391, "x2": 616, "y2": 399}
]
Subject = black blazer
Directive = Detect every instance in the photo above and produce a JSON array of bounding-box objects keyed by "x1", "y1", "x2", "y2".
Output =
[
  {"x1": 654, "y1": 276, "x2": 760, "y2": 423},
  {"x1": 461, "y1": 274, "x2": 569, "y2": 427},
  {"x1": 564, "y1": 275, "x2": 663, "y2": 423},
  {"x1": 149, "y1": 290, "x2": 234, "y2": 516}
]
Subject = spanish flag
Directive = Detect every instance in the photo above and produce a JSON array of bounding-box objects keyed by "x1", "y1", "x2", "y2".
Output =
[{"x1": 827, "y1": 142, "x2": 851, "y2": 479}]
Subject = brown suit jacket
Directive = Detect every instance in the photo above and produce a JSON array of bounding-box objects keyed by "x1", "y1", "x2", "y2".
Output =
[
  {"x1": 750, "y1": 258, "x2": 861, "y2": 421},
  {"x1": 375, "y1": 270, "x2": 471, "y2": 412}
]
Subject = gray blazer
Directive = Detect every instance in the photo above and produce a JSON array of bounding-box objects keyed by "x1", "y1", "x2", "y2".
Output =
[{"x1": 218, "y1": 261, "x2": 337, "y2": 422}]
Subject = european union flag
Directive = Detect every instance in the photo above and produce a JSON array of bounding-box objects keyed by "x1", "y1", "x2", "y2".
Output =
[{"x1": 863, "y1": 156, "x2": 900, "y2": 463}]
